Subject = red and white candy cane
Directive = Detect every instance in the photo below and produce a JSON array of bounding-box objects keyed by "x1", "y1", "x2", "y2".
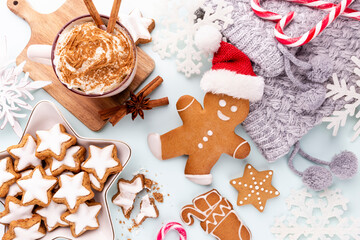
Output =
[
  {"x1": 157, "y1": 222, "x2": 187, "y2": 240},
  {"x1": 275, "y1": 0, "x2": 354, "y2": 46},
  {"x1": 251, "y1": 0, "x2": 360, "y2": 21}
]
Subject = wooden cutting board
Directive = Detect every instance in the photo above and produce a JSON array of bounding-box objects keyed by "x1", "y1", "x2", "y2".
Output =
[{"x1": 7, "y1": 0, "x2": 155, "y2": 131}]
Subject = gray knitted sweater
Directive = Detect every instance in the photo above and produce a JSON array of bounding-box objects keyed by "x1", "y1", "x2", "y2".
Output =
[{"x1": 206, "y1": 0, "x2": 360, "y2": 162}]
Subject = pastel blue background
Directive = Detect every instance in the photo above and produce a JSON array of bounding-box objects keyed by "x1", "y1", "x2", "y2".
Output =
[{"x1": 0, "y1": 0, "x2": 359, "y2": 239}]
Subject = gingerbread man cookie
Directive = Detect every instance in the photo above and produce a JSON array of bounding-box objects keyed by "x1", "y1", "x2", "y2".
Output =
[
  {"x1": 148, "y1": 25, "x2": 264, "y2": 185},
  {"x1": 148, "y1": 93, "x2": 251, "y2": 185},
  {"x1": 7, "y1": 134, "x2": 42, "y2": 172},
  {"x1": 181, "y1": 189, "x2": 251, "y2": 240},
  {"x1": 230, "y1": 164, "x2": 280, "y2": 212}
]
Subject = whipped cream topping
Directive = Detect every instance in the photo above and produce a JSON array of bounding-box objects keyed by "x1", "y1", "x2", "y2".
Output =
[{"x1": 54, "y1": 22, "x2": 135, "y2": 95}]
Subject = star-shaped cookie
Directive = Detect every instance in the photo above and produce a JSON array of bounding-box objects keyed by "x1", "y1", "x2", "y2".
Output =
[
  {"x1": 3, "y1": 215, "x2": 45, "y2": 240},
  {"x1": 61, "y1": 202, "x2": 101, "y2": 237},
  {"x1": 230, "y1": 164, "x2": 280, "y2": 212},
  {"x1": 118, "y1": 8, "x2": 155, "y2": 45},
  {"x1": 0, "y1": 196, "x2": 34, "y2": 224},
  {"x1": 7, "y1": 134, "x2": 42, "y2": 172},
  {"x1": 17, "y1": 166, "x2": 58, "y2": 207}
]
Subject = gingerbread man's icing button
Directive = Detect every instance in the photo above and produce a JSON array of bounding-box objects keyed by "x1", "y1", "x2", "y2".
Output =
[
  {"x1": 198, "y1": 143, "x2": 203, "y2": 149},
  {"x1": 207, "y1": 130, "x2": 213, "y2": 136}
]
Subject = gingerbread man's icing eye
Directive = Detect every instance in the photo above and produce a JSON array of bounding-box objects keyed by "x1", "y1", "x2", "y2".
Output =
[
  {"x1": 231, "y1": 106, "x2": 238, "y2": 112},
  {"x1": 219, "y1": 100, "x2": 226, "y2": 107}
]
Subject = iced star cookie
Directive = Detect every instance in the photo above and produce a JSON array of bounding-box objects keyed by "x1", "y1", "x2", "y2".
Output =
[
  {"x1": 0, "y1": 157, "x2": 19, "y2": 198},
  {"x1": 53, "y1": 171, "x2": 94, "y2": 213},
  {"x1": 0, "y1": 196, "x2": 34, "y2": 225},
  {"x1": 118, "y1": 8, "x2": 155, "y2": 45},
  {"x1": 61, "y1": 202, "x2": 101, "y2": 237},
  {"x1": 17, "y1": 166, "x2": 58, "y2": 207},
  {"x1": 230, "y1": 164, "x2": 280, "y2": 212},
  {"x1": 7, "y1": 134, "x2": 42, "y2": 172},
  {"x1": 112, "y1": 174, "x2": 145, "y2": 218},
  {"x1": 81, "y1": 144, "x2": 122, "y2": 185},
  {"x1": 36, "y1": 123, "x2": 76, "y2": 160},
  {"x1": 2, "y1": 215, "x2": 45, "y2": 240},
  {"x1": 35, "y1": 200, "x2": 68, "y2": 232},
  {"x1": 48, "y1": 146, "x2": 85, "y2": 176},
  {"x1": 134, "y1": 194, "x2": 159, "y2": 226},
  {"x1": 89, "y1": 173, "x2": 104, "y2": 192},
  {"x1": 7, "y1": 170, "x2": 32, "y2": 197}
]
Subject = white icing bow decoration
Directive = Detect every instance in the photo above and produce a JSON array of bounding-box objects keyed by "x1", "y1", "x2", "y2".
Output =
[{"x1": 0, "y1": 35, "x2": 51, "y2": 137}]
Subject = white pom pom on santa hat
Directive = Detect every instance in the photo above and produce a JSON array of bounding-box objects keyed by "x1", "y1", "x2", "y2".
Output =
[{"x1": 194, "y1": 25, "x2": 222, "y2": 55}]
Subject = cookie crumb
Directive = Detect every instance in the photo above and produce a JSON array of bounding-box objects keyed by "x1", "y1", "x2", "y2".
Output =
[{"x1": 153, "y1": 192, "x2": 164, "y2": 203}]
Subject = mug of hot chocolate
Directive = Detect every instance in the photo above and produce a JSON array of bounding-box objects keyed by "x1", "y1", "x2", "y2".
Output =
[{"x1": 27, "y1": 15, "x2": 137, "y2": 98}]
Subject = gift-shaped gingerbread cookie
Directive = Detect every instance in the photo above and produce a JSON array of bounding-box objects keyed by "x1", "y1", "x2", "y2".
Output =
[
  {"x1": 148, "y1": 25, "x2": 264, "y2": 185},
  {"x1": 181, "y1": 189, "x2": 251, "y2": 240}
]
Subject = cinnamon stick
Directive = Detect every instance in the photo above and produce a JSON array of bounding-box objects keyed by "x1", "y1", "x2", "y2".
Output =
[
  {"x1": 109, "y1": 107, "x2": 127, "y2": 126},
  {"x1": 107, "y1": 0, "x2": 122, "y2": 33},
  {"x1": 147, "y1": 97, "x2": 169, "y2": 108},
  {"x1": 83, "y1": 0, "x2": 106, "y2": 30},
  {"x1": 99, "y1": 105, "x2": 125, "y2": 121}
]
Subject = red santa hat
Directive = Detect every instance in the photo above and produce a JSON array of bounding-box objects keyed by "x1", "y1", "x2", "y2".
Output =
[{"x1": 195, "y1": 25, "x2": 264, "y2": 102}]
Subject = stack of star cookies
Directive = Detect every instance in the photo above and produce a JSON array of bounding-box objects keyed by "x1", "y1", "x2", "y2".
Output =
[{"x1": 0, "y1": 123, "x2": 123, "y2": 239}]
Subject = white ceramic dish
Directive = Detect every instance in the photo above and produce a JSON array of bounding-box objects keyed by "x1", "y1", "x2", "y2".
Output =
[{"x1": 0, "y1": 101, "x2": 131, "y2": 240}]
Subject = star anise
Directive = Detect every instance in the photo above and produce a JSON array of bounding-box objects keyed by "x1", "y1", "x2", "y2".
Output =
[{"x1": 125, "y1": 91, "x2": 152, "y2": 120}]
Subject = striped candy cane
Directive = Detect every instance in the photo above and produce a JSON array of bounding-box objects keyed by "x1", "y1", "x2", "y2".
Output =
[
  {"x1": 274, "y1": 0, "x2": 354, "y2": 46},
  {"x1": 157, "y1": 222, "x2": 187, "y2": 240},
  {"x1": 251, "y1": 0, "x2": 360, "y2": 21}
]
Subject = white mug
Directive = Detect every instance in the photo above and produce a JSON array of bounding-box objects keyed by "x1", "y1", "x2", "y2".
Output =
[{"x1": 27, "y1": 15, "x2": 137, "y2": 98}]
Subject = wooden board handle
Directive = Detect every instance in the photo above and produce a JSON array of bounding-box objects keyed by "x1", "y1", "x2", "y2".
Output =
[{"x1": 7, "y1": 0, "x2": 41, "y2": 22}]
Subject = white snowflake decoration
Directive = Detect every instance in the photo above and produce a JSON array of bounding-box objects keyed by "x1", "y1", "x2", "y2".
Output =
[
  {"x1": 152, "y1": 0, "x2": 234, "y2": 77},
  {"x1": 323, "y1": 56, "x2": 360, "y2": 142},
  {"x1": 0, "y1": 36, "x2": 51, "y2": 137},
  {"x1": 271, "y1": 188, "x2": 360, "y2": 240}
]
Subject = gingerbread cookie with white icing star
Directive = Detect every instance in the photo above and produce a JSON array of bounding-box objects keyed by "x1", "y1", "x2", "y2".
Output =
[
  {"x1": 61, "y1": 201, "x2": 101, "y2": 238},
  {"x1": 35, "y1": 200, "x2": 68, "y2": 232},
  {"x1": 118, "y1": 8, "x2": 155, "y2": 45},
  {"x1": 0, "y1": 157, "x2": 19, "y2": 198},
  {"x1": 81, "y1": 144, "x2": 122, "y2": 187},
  {"x1": 2, "y1": 214, "x2": 45, "y2": 240},
  {"x1": 17, "y1": 166, "x2": 58, "y2": 207},
  {"x1": 112, "y1": 174, "x2": 145, "y2": 218},
  {"x1": 0, "y1": 196, "x2": 34, "y2": 225},
  {"x1": 7, "y1": 134, "x2": 42, "y2": 172},
  {"x1": 35, "y1": 123, "x2": 76, "y2": 161},
  {"x1": 47, "y1": 145, "x2": 85, "y2": 176},
  {"x1": 53, "y1": 171, "x2": 94, "y2": 213}
]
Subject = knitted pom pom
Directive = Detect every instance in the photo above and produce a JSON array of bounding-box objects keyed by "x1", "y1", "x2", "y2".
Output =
[
  {"x1": 302, "y1": 166, "x2": 332, "y2": 191},
  {"x1": 329, "y1": 151, "x2": 358, "y2": 179},
  {"x1": 307, "y1": 55, "x2": 333, "y2": 83},
  {"x1": 194, "y1": 25, "x2": 222, "y2": 55}
]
